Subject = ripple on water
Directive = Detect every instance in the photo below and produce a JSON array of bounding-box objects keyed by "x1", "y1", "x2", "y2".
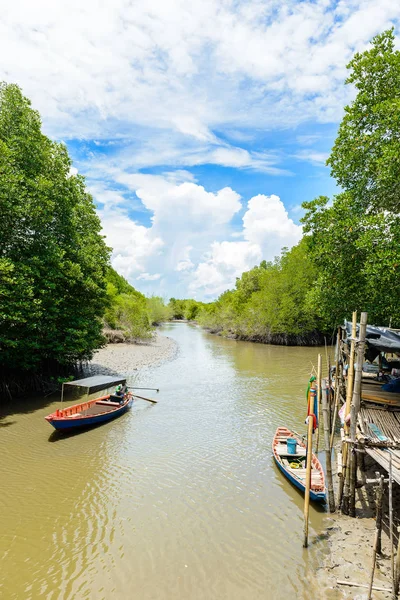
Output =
[{"x1": 0, "y1": 324, "x2": 329, "y2": 600}]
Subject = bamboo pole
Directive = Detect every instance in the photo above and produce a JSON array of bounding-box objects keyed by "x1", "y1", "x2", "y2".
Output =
[
  {"x1": 350, "y1": 312, "x2": 368, "y2": 443},
  {"x1": 337, "y1": 580, "x2": 391, "y2": 593},
  {"x1": 303, "y1": 412, "x2": 314, "y2": 548},
  {"x1": 330, "y1": 327, "x2": 341, "y2": 451},
  {"x1": 349, "y1": 446, "x2": 357, "y2": 517},
  {"x1": 394, "y1": 526, "x2": 400, "y2": 596},
  {"x1": 321, "y1": 378, "x2": 335, "y2": 512},
  {"x1": 376, "y1": 473, "x2": 384, "y2": 555},
  {"x1": 349, "y1": 312, "x2": 367, "y2": 516},
  {"x1": 389, "y1": 453, "x2": 395, "y2": 599},
  {"x1": 368, "y1": 476, "x2": 384, "y2": 599},
  {"x1": 315, "y1": 354, "x2": 322, "y2": 452},
  {"x1": 340, "y1": 312, "x2": 357, "y2": 512}
]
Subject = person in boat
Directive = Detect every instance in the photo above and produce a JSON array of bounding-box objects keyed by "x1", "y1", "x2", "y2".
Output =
[{"x1": 111, "y1": 384, "x2": 128, "y2": 403}]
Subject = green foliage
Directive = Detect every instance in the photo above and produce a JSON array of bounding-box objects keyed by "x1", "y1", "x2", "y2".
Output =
[
  {"x1": 168, "y1": 298, "x2": 204, "y2": 321},
  {"x1": 0, "y1": 83, "x2": 110, "y2": 371},
  {"x1": 302, "y1": 193, "x2": 400, "y2": 329},
  {"x1": 328, "y1": 29, "x2": 400, "y2": 212},
  {"x1": 197, "y1": 241, "x2": 319, "y2": 341},
  {"x1": 104, "y1": 267, "x2": 153, "y2": 338},
  {"x1": 302, "y1": 30, "x2": 400, "y2": 330},
  {"x1": 146, "y1": 296, "x2": 173, "y2": 325}
]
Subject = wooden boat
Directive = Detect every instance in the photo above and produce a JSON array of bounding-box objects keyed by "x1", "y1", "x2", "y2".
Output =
[
  {"x1": 272, "y1": 426, "x2": 326, "y2": 503},
  {"x1": 45, "y1": 392, "x2": 134, "y2": 431}
]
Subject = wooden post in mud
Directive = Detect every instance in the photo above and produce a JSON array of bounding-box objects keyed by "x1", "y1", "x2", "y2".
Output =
[
  {"x1": 376, "y1": 474, "x2": 384, "y2": 555},
  {"x1": 315, "y1": 354, "x2": 322, "y2": 452},
  {"x1": 340, "y1": 312, "x2": 357, "y2": 513},
  {"x1": 321, "y1": 378, "x2": 335, "y2": 512},
  {"x1": 389, "y1": 454, "x2": 395, "y2": 599},
  {"x1": 394, "y1": 526, "x2": 400, "y2": 596},
  {"x1": 368, "y1": 475, "x2": 384, "y2": 599},
  {"x1": 303, "y1": 412, "x2": 314, "y2": 548},
  {"x1": 330, "y1": 327, "x2": 341, "y2": 451},
  {"x1": 349, "y1": 445, "x2": 357, "y2": 517}
]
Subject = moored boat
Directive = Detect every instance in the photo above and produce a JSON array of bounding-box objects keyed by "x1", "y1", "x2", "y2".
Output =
[
  {"x1": 272, "y1": 426, "x2": 326, "y2": 503},
  {"x1": 45, "y1": 392, "x2": 134, "y2": 431}
]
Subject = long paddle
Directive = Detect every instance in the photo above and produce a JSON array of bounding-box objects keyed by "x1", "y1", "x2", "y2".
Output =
[
  {"x1": 132, "y1": 393, "x2": 158, "y2": 404},
  {"x1": 129, "y1": 386, "x2": 160, "y2": 392}
]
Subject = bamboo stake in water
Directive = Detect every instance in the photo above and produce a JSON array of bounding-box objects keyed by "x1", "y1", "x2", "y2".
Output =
[
  {"x1": 303, "y1": 413, "x2": 314, "y2": 548},
  {"x1": 321, "y1": 378, "x2": 335, "y2": 512},
  {"x1": 315, "y1": 354, "x2": 322, "y2": 452}
]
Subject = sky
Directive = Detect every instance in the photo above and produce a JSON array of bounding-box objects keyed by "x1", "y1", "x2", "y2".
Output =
[{"x1": 1, "y1": 0, "x2": 400, "y2": 300}]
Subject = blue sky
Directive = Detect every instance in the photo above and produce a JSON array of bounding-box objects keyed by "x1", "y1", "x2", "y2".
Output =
[{"x1": 2, "y1": 0, "x2": 399, "y2": 300}]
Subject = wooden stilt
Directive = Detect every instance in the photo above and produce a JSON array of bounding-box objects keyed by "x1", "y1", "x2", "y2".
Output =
[
  {"x1": 394, "y1": 526, "x2": 400, "y2": 596},
  {"x1": 342, "y1": 448, "x2": 352, "y2": 515},
  {"x1": 389, "y1": 454, "x2": 395, "y2": 599},
  {"x1": 376, "y1": 474, "x2": 384, "y2": 555},
  {"x1": 368, "y1": 476, "x2": 384, "y2": 599},
  {"x1": 330, "y1": 328, "x2": 341, "y2": 451},
  {"x1": 303, "y1": 414, "x2": 314, "y2": 548},
  {"x1": 322, "y1": 378, "x2": 335, "y2": 512},
  {"x1": 315, "y1": 354, "x2": 322, "y2": 453},
  {"x1": 341, "y1": 312, "x2": 357, "y2": 513},
  {"x1": 350, "y1": 312, "x2": 368, "y2": 443},
  {"x1": 349, "y1": 312, "x2": 367, "y2": 517},
  {"x1": 349, "y1": 446, "x2": 357, "y2": 517}
]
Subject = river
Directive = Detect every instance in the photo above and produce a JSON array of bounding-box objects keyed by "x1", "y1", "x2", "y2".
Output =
[{"x1": 0, "y1": 323, "x2": 331, "y2": 599}]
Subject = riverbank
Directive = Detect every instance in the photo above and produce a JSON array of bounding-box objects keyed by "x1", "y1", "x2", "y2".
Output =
[
  {"x1": 316, "y1": 452, "x2": 399, "y2": 599},
  {"x1": 86, "y1": 332, "x2": 178, "y2": 376}
]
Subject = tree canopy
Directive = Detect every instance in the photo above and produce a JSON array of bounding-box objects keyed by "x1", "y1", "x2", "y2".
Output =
[
  {"x1": 328, "y1": 29, "x2": 400, "y2": 213},
  {"x1": 0, "y1": 83, "x2": 110, "y2": 372}
]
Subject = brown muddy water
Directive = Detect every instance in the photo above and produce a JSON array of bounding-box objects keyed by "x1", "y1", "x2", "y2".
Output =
[{"x1": 0, "y1": 323, "x2": 332, "y2": 600}]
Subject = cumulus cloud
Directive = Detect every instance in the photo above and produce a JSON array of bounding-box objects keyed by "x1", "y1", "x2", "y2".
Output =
[
  {"x1": 2, "y1": 0, "x2": 399, "y2": 142},
  {"x1": 189, "y1": 194, "x2": 303, "y2": 298}
]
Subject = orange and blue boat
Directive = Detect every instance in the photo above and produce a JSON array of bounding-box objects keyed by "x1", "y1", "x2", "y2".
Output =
[
  {"x1": 272, "y1": 426, "x2": 326, "y2": 503},
  {"x1": 45, "y1": 375, "x2": 134, "y2": 432},
  {"x1": 45, "y1": 392, "x2": 134, "y2": 431}
]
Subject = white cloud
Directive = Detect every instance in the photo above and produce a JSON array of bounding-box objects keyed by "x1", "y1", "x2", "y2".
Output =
[
  {"x1": 189, "y1": 194, "x2": 302, "y2": 297},
  {"x1": 293, "y1": 150, "x2": 329, "y2": 165},
  {"x1": 189, "y1": 241, "x2": 262, "y2": 297},
  {"x1": 136, "y1": 273, "x2": 161, "y2": 281},
  {"x1": 2, "y1": 0, "x2": 399, "y2": 142},
  {"x1": 243, "y1": 194, "x2": 302, "y2": 245}
]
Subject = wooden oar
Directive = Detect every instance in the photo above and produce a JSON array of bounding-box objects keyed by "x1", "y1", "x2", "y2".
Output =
[
  {"x1": 129, "y1": 387, "x2": 159, "y2": 392},
  {"x1": 132, "y1": 393, "x2": 158, "y2": 404}
]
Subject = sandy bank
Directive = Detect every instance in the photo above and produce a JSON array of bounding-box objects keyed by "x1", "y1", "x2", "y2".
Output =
[{"x1": 86, "y1": 333, "x2": 177, "y2": 377}]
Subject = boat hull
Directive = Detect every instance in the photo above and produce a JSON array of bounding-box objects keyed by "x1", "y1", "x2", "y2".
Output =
[
  {"x1": 45, "y1": 397, "x2": 133, "y2": 431},
  {"x1": 273, "y1": 454, "x2": 326, "y2": 502},
  {"x1": 272, "y1": 426, "x2": 326, "y2": 503}
]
